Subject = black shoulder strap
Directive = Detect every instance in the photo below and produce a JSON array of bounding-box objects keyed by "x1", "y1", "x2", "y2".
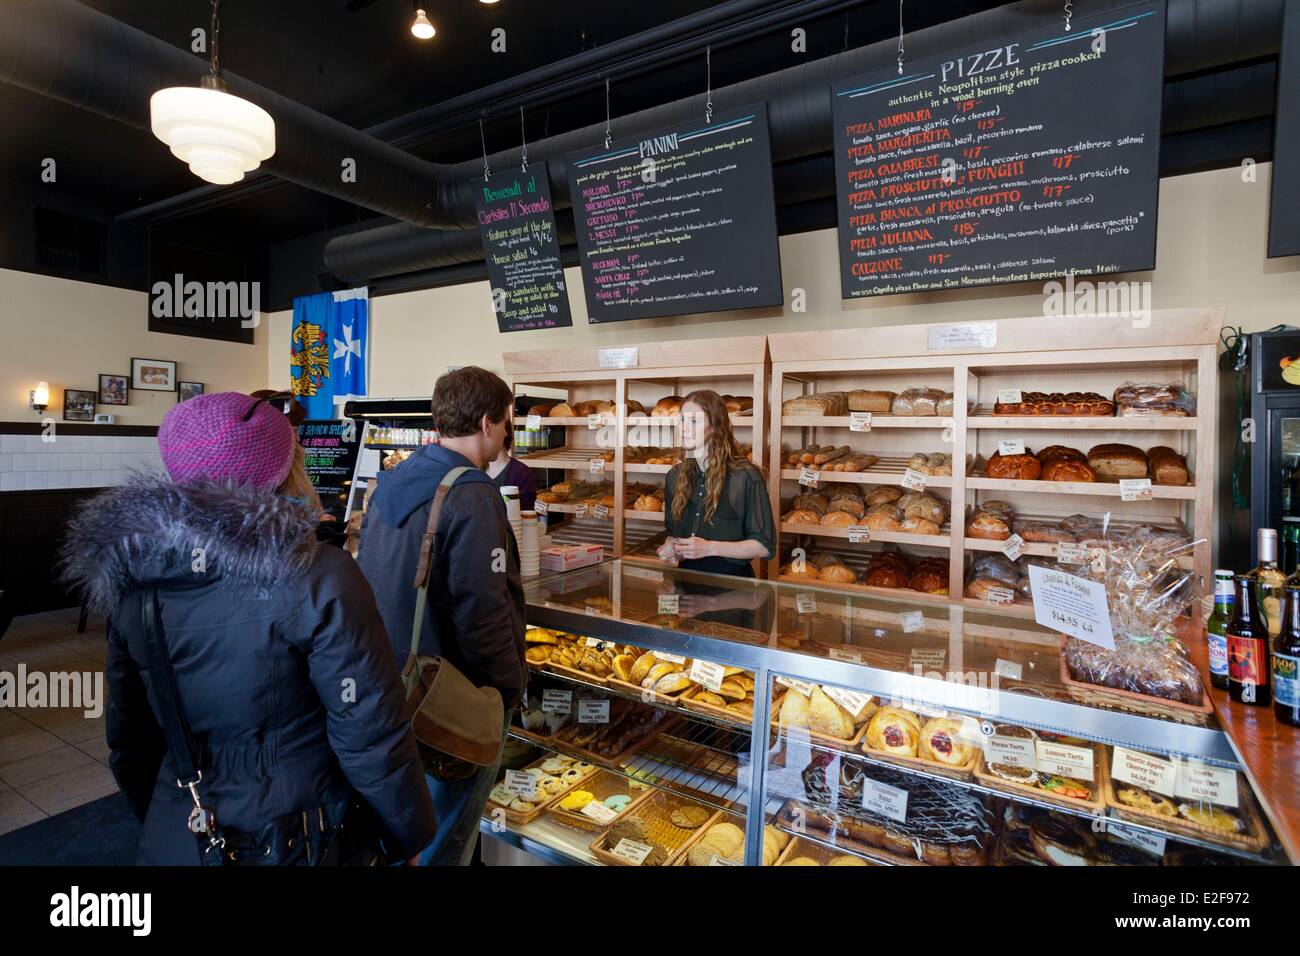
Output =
[{"x1": 139, "y1": 588, "x2": 201, "y2": 787}]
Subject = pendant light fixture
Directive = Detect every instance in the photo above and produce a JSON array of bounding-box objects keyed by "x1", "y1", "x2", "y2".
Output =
[
  {"x1": 411, "y1": 7, "x2": 436, "y2": 39},
  {"x1": 149, "y1": 0, "x2": 275, "y2": 185}
]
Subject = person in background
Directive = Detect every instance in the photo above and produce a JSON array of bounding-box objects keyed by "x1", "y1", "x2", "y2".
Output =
[
  {"x1": 660, "y1": 388, "x2": 776, "y2": 577},
  {"x1": 61, "y1": 392, "x2": 436, "y2": 865},
  {"x1": 358, "y1": 366, "x2": 526, "y2": 866},
  {"x1": 487, "y1": 425, "x2": 538, "y2": 511}
]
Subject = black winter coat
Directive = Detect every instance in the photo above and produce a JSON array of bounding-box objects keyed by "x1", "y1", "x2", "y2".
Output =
[{"x1": 60, "y1": 476, "x2": 437, "y2": 865}]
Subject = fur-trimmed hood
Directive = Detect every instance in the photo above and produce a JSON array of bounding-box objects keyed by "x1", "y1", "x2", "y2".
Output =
[{"x1": 60, "y1": 473, "x2": 321, "y2": 615}]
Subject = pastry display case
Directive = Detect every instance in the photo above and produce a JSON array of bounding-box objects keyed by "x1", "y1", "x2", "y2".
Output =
[
  {"x1": 481, "y1": 558, "x2": 1293, "y2": 866},
  {"x1": 765, "y1": 309, "x2": 1219, "y2": 617},
  {"x1": 503, "y1": 335, "x2": 768, "y2": 564}
]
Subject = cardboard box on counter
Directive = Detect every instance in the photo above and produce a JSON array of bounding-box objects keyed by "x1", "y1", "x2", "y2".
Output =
[{"x1": 539, "y1": 544, "x2": 604, "y2": 572}]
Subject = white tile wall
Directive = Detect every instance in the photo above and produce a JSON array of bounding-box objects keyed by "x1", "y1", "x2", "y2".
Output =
[{"x1": 0, "y1": 433, "x2": 162, "y2": 491}]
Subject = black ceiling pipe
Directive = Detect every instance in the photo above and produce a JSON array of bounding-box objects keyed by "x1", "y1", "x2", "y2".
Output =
[{"x1": 0, "y1": 0, "x2": 450, "y2": 226}]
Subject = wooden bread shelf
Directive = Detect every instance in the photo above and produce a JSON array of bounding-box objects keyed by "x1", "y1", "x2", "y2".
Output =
[
  {"x1": 965, "y1": 474, "x2": 1196, "y2": 499},
  {"x1": 967, "y1": 408, "x2": 1197, "y2": 430},
  {"x1": 780, "y1": 521, "x2": 951, "y2": 548},
  {"x1": 781, "y1": 415, "x2": 951, "y2": 429},
  {"x1": 779, "y1": 460, "x2": 955, "y2": 487}
]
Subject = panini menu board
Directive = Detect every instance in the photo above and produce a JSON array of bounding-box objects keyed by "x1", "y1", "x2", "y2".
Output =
[
  {"x1": 832, "y1": 1, "x2": 1164, "y2": 298},
  {"x1": 299, "y1": 420, "x2": 360, "y2": 518},
  {"x1": 566, "y1": 105, "x2": 783, "y2": 323},
  {"x1": 474, "y1": 163, "x2": 573, "y2": 332},
  {"x1": 1268, "y1": 2, "x2": 1300, "y2": 258}
]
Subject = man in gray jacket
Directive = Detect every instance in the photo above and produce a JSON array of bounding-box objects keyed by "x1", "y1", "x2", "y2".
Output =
[{"x1": 358, "y1": 366, "x2": 526, "y2": 865}]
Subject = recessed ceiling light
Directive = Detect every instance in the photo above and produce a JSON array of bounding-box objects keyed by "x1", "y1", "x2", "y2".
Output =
[{"x1": 411, "y1": 8, "x2": 436, "y2": 39}]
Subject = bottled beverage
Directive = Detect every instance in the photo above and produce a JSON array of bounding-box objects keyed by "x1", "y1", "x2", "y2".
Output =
[
  {"x1": 1205, "y1": 569, "x2": 1234, "y2": 691},
  {"x1": 1228, "y1": 574, "x2": 1272, "y2": 706},
  {"x1": 1250, "y1": 528, "x2": 1287, "y2": 638},
  {"x1": 1283, "y1": 457, "x2": 1295, "y2": 518},
  {"x1": 1284, "y1": 518, "x2": 1300, "y2": 578},
  {"x1": 1275, "y1": 584, "x2": 1300, "y2": 726}
]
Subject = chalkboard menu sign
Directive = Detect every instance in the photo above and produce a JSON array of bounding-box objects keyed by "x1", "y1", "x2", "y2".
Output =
[
  {"x1": 832, "y1": 1, "x2": 1164, "y2": 298},
  {"x1": 566, "y1": 105, "x2": 783, "y2": 323},
  {"x1": 299, "y1": 420, "x2": 360, "y2": 518},
  {"x1": 1268, "y1": 2, "x2": 1300, "y2": 259},
  {"x1": 474, "y1": 163, "x2": 573, "y2": 332}
]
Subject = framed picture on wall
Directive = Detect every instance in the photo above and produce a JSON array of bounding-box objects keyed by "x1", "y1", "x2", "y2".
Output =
[
  {"x1": 178, "y1": 381, "x2": 205, "y2": 402},
  {"x1": 63, "y1": 388, "x2": 96, "y2": 422},
  {"x1": 131, "y1": 357, "x2": 178, "y2": 392},
  {"x1": 99, "y1": 373, "x2": 129, "y2": 405}
]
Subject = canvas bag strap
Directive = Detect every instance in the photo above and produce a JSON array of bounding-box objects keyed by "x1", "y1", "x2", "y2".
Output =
[{"x1": 409, "y1": 466, "x2": 474, "y2": 660}]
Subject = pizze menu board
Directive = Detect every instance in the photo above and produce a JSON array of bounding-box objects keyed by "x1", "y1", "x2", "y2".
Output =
[
  {"x1": 566, "y1": 105, "x2": 783, "y2": 323},
  {"x1": 832, "y1": 1, "x2": 1165, "y2": 298},
  {"x1": 1268, "y1": 2, "x2": 1300, "y2": 259},
  {"x1": 474, "y1": 163, "x2": 573, "y2": 332},
  {"x1": 299, "y1": 420, "x2": 360, "y2": 518}
]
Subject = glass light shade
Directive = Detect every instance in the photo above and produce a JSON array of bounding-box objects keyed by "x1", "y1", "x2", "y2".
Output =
[
  {"x1": 32, "y1": 382, "x2": 49, "y2": 406},
  {"x1": 411, "y1": 9, "x2": 436, "y2": 38},
  {"x1": 150, "y1": 86, "x2": 275, "y2": 185}
]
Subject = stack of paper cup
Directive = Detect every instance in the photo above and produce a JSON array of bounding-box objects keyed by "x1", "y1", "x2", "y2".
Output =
[
  {"x1": 519, "y1": 511, "x2": 541, "y2": 577},
  {"x1": 499, "y1": 486, "x2": 523, "y2": 551}
]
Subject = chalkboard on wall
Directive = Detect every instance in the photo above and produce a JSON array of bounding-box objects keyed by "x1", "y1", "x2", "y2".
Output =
[
  {"x1": 474, "y1": 163, "x2": 574, "y2": 332},
  {"x1": 1268, "y1": 2, "x2": 1300, "y2": 259},
  {"x1": 566, "y1": 105, "x2": 783, "y2": 323},
  {"x1": 832, "y1": 0, "x2": 1165, "y2": 299}
]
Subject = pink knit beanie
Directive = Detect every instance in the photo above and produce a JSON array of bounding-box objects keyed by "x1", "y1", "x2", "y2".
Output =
[{"x1": 158, "y1": 391, "x2": 296, "y2": 490}]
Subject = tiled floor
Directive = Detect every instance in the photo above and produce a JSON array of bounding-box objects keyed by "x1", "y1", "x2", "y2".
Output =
[{"x1": 0, "y1": 608, "x2": 116, "y2": 836}]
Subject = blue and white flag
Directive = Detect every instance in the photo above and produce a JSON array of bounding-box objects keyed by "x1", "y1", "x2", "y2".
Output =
[{"x1": 290, "y1": 288, "x2": 368, "y2": 418}]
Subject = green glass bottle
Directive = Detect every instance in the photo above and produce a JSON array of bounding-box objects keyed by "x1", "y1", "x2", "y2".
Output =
[{"x1": 1205, "y1": 569, "x2": 1233, "y2": 691}]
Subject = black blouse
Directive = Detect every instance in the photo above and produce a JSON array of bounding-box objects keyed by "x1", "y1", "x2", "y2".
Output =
[{"x1": 663, "y1": 460, "x2": 776, "y2": 574}]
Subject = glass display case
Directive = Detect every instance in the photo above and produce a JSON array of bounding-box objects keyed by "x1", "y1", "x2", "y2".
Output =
[{"x1": 480, "y1": 559, "x2": 1290, "y2": 866}]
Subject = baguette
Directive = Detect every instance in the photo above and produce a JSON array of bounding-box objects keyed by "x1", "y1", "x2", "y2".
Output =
[{"x1": 813, "y1": 445, "x2": 851, "y2": 465}]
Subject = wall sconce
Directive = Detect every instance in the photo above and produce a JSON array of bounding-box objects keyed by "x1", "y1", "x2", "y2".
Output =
[{"x1": 30, "y1": 381, "x2": 49, "y2": 414}]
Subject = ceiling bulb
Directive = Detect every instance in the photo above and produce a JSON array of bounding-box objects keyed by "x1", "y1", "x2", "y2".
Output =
[
  {"x1": 148, "y1": 0, "x2": 275, "y2": 185},
  {"x1": 411, "y1": 8, "x2": 436, "y2": 38}
]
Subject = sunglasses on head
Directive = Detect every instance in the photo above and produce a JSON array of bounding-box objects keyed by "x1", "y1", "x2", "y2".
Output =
[{"x1": 244, "y1": 390, "x2": 306, "y2": 427}]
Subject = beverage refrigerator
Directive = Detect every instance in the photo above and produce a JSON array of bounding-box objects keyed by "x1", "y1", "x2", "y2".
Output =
[{"x1": 1241, "y1": 330, "x2": 1300, "y2": 568}]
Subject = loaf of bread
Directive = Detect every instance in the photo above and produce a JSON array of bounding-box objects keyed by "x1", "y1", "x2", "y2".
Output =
[
  {"x1": 826, "y1": 453, "x2": 878, "y2": 472},
  {"x1": 549, "y1": 402, "x2": 575, "y2": 417},
  {"x1": 1038, "y1": 445, "x2": 1087, "y2": 463},
  {"x1": 792, "y1": 492, "x2": 829, "y2": 515},
  {"x1": 864, "y1": 563, "x2": 910, "y2": 588},
  {"x1": 526, "y1": 403, "x2": 556, "y2": 417},
  {"x1": 847, "y1": 389, "x2": 896, "y2": 412},
  {"x1": 1041, "y1": 458, "x2": 1096, "y2": 482},
  {"x1": 813, "y1": 445, "x2": 851, "y2": 465},
  {"x1": 723, "y1": 395, "x2": 753, "y2": 413},
  {"x1": 993, "y1": 392, "x2": 1116, "y2": 416},
  {"x1": 1015, "y1": 521, "x2": 1075, "y2": 543},
  {"x1": 651, "y1": 396, "x2": 683, "y2": 417},
  {"x1": 820, "y1": 510, "x2": 857, "y2": 527},
  {"x1": 863, "y1": 503, "x2": 902, "y2": 531},
  {"x1": 892, "y1": 387, "x2": 946, "y2": 416},
  {"x1": 900, "y1": 517, "x2": 942, "y2": 536},
  {"x1": 829, "y1": 495, "x2": 866, "y2": 520},
  {"x1": 909, "y1": 564, "x2": 949, "y2": 593},
  {"x1": 1147, "y1": 445, "x2": 1189, "y2": 485},
  {"x1": 1087, "y1": 443, "x2": 1148, "y2": 478},
  {"x1": 986, "y1": 452, "x2": 1041, "y2": 480},
  {"x1": 783, "y1": 508, "x2": 822, "y2": 526},
  {"x1": 902, "y1": 494, "x2": 947, "y2": 525},
  {"x1": 866, "y1": 486, "x2": 903, "y2": 507},
  {"x1": 783, "y1": 392, "x2": 849, "y2": 416},
  {"x1": 966, "y1": 511, "x2": 1011, "y2": 540}
]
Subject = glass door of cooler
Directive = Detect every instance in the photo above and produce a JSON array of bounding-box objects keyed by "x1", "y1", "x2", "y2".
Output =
[{"x1": 1251, "y1": 395, "x2": 1300, "y2": 565}]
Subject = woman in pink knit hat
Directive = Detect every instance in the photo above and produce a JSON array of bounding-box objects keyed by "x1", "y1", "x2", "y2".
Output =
[{"x1": 61, "y1": 392, "x2": 436, "y2": 866}]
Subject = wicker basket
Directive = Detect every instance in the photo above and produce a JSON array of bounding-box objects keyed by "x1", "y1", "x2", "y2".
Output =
[
  {"x1": 588, "y1": 790, "x2": 722, "y2": 866},
  {"x1": 544, "y1": 770, "x2": 655, "y2": 832},
  {"x1": 1058, "y1": 637, "x2": 1212, "y2": 726},
  {"x1": 773, "y1": 836, "x2": 876, "y2": 866}
]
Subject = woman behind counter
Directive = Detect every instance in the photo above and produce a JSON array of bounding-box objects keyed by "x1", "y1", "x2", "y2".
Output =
[{"x1": 661, "y1": 389, "x2": 776, "y2": 577}]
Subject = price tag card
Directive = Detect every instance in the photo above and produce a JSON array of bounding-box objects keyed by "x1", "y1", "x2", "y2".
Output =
[
  {"x1": 985, "y1": 586, "x2": 1016, "y2": 605},
  {"x1": 688, "y1": 659, "x2": 726, "y2": 693},
  {"x1": 861, "y1": 778, "x2": 909, "y2": 822},
  {"x1": 1120, "y1": 478, "x2": 1153, "y2": 501},
  {"x1": 657, "y1": 594, "x2": 680, "y2": 615},
  {"x1": 575, "y1": 503, "x2": 591, "y2": 518},
  {"x1": 578, "y1": 699, "x2": 610, "y2": 724},
  {"x1": 847, "y1": 525, "x2": 871, "y2": 544},
  {"x1": 598, "y1": 346, "x2": 639, "y2": 369},
  {"x1": 1112, "y1": 747, "x2": 1179, "y2": 797},
  {"x1": 587, "y1": 414, "x2": 602, "y2": 430},
  {"x1": 1035, "y1": 741, "x2": 1095, "y2": 779},
  {"x1": 850, "y1": 412, "x2": 873, "y2": 432},
  {"x1": 534, "y1": 499, "x2": 549, "y2": 515},
  {"x1": 541, "y1": 690, "x2": 572, "y2": 714},
  {"x1": 829, "y1": 646, "x2": 865, "y2": 664},
  {"x1": 823, "y1": 686, "x2": 873, "y2": 719},
  {"x1": 998, "y1": 439, "x2": 1026, "y2": 456},
  {"x1": 594, "y1": 503, "x2": 610, "y2": 519},
  {"x1": 1027, "y1": 565, "x2": 1115, "y2": 649},
  {"x1": 984, "y1": 734, "x2": 1037, "y2": 769},
  {"x1": 1055, "y1": 542, "x2": 1087, "y2": 565},
  {"x1": 504, "y1": 769, "x2": 538, "y2": 799},
  {"x1": 654, "y1": 651, "x2": 687, "y2": 665},
  {"x1": 584, "y1": 636, "x2": 610, "y2": 649},
  {"x1": 796, "y1": 592, "x2": 818, "y2": 614},
  {"x1": 993, "y1": 658, "x2": 1023, "y2": 680},
  {"x1": 901, "y1": 468, "x2": 928, "y2": 491},
  {"x1": 997, "y1": 388, "x2": 1024, "y2": 405},
  {"x1": 798, "y1": 466, "x2": 820, "y2": 488},
  {"x1": 908, "y1": 647, "x2": 946, "y2": 671},
  {"x1": 900, "y1": 610, "x2": 925, "y2": 633},
  {"x1": 1000, "y1": 533, "x2": 1025, "y2": 562},
  {"x1": 1107, "y1": 823, "x2": 1166, "y2": 858},
  {"x1": 1174, "y1": 762, "x2": 1239, "y2": 808},
  {"x1": 525, "y1": 414, "x2": 543, "y2": 430},
  {"x1": 708, "y1": 854, "x2": 741, "y2": 866},
  {"x1": 581, "y1": 800, "x2": 619, "y2": 824},
  {"x1": 589, "y1": 458, "x2": 606, "y2": 475},
  {"x1": 775, "y1": 676, "x2": 816, "y2": 697},
  {"x1": 611, "y1": 839, "x2": 654, "y2": 864}
]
